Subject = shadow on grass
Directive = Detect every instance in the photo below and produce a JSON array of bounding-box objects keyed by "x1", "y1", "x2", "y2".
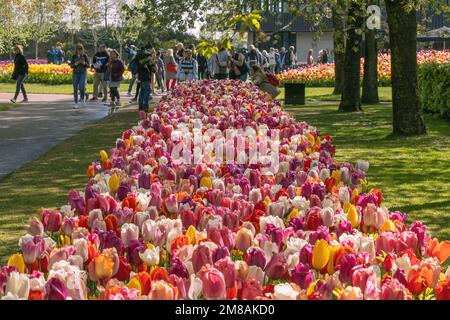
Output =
[
  {"x1": 288, "y1": 103, "x2": 450, "y2": 242},
  {"x1": 0, "y1": 111, "x2": 140, "y2": 263}
]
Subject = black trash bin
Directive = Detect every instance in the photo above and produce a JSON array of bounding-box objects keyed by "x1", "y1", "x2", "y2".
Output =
[{"x1": 284, "y1": 83, "x2": 305, "y2": 105}]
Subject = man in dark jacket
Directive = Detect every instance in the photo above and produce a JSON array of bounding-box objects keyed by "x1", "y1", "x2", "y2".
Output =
[
  {"x1": 91, "y1": 44, "x2": 110, "y2": 101},
  {"x1": 135, "y1": 44, "x2": 155, "y2": 111}
]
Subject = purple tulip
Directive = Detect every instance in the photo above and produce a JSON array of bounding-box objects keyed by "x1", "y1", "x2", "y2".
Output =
[
  {"x1": 212, "y1": 246, "x2": 230, "y2": 263},
  {"x1": 339, "y1": 253, "x2": 359, "y2": 284},
  {"x1": 68, "y1": 190, "x2": 86, "y2": 214},
  {"x1": 126, "y1": 239, "x2": 146, "y2": 266},
  {"x1": 45, "y1": 277, "x2": 67, "y2": 300},
  {"x1": 291, "y1": 263, "x2": 314, "y2": 289},
  {"x1": 117, "y1": 182, "x2": 131, "y2": 201},
  {"x1": 169, "y1": 258, "x2": 189, "y2": 278},
  {"x1": 299, "y1": 243, "x2": 313, "y2": 265},
  {"x1": 246, "y1": 247, "x2": 266, "y2": 269}
]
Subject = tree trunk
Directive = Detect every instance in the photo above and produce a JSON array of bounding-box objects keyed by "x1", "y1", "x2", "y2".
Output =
[
  {"x1": 332, "y1": 4, "x2": 346, "y2": 95},
  {"x1": 361, "y1": 28, "x2": 379, "y2": 104},
  {"x1": 339, "y1": 1, "x2": 364, "y2": 112},
  {"x1": 35, "y1": 41, "x2": 39, "y2": 59},
  {"x1": 385, "y1": 0, "x2": 426, "y2": 135}
]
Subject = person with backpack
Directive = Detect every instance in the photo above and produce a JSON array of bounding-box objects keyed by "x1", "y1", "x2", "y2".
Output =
[
  {"x1": 230, "y1": 47, "x2": 249, "y2": 81},
  {"x1": 10, "y1": 45, "x2": 29, "y2": 104},
  {"x1": 250, "y1": 65, "x2": 280, "y2": 99},
  {"x1": 127, "y1": 54, "x2": 138, "y2": 96},
  {"x1": 135, "y1": 44, "x2": 155, "y2": 112},
  {"x1": 177, "y1": 49, "x2": 198, "y2": 82},
  {"x1": 70, "y1": 43, "x2": 90, "y2": 109},
  {"x1": 91, "y1": 44, "x2": 110, "y2": 102},
  {"x1": 107, "y1": 49, "x2": 125, "y2": 107}
]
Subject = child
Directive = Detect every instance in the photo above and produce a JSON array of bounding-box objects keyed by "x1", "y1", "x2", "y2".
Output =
[{"x1": 107, "y1": 49, "x2": 125, "y2": 107}]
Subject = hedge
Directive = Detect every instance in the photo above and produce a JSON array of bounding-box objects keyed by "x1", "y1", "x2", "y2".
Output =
[{"x1": 418, "y1": 63, "x2": 450, "y2": 119}]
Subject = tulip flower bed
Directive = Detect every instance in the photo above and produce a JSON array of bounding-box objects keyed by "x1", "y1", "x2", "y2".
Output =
[
  {"x1": 278, "y1": 50, "x2": 450, "y2": 86},
  {"x1": 0, "y1": 63, "x2": 131, "y2": 85},
  {"x1": 2, "y1": 80, "x2": 450, "y2": 300}
]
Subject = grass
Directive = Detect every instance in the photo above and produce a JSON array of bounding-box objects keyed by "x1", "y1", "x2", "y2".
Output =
[
  {"x1": 285, "y1": 102, "x2": 450, "y2": 243},
  {"x1": 0, "y1": 82, "x2": 131, "y2": 95},
  {"x1": 0, "y1": 103, "x2": 15, "y2": 111},
  {"x1": 278, "y1": 86, "x2": 392, "y2": 102},
  {"x1": 0, "y1": 110, "x2": 140, "y2": 263},
  {"x1": 0, "y1": 83, "x2": 74, "y2": 94}
]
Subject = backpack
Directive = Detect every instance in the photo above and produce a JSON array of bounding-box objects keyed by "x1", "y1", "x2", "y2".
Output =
[{"x1": 266, "y1": 72, "x2": 280, "y2": 87}]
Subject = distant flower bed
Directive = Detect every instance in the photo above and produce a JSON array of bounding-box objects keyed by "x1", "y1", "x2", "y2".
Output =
[
  {"x1": 0, "y1": 59, "x2": 48, "y2": 65},
  {"x1": 278, "y1": 50, "x2": 450, "y2": 86},
  {"x1": 0, "y1": 63, "x2": 131, "y2": 85}
]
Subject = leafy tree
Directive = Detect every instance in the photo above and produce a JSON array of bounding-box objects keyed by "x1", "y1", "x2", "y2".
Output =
[{"x1": 0, "y1": 0, "x2": 31, "y2": 56}]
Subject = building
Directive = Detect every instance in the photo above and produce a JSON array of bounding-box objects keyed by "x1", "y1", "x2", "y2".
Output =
[{"x1": 246, "y1": 0, "x2": 449, "y2": 63}]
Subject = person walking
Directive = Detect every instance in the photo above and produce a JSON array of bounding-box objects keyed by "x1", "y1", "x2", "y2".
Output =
[
  {"x1": 196, "y1": 51, "x2": 208, "y2": 80},
  {"x1": 177, "y1": 49, "x2": 198, "y2": 82},
  {"x1": 91, "y1": 44, "x2": 110, "y2": 102},
  {"x1": 107, "y1": 49, "x2": 125, "y2": 107},
  {"x1": 274, "y1": 48, "x2": 281, "y2": 74},
  {"x1": 247, "y1": 45, "x2": 259, "y2": 74},
  {"x1": 70, "y1": 43, "x2": 90, "y2": 109},
  {"x1": 127, "y1": 53, "x2": 138, "y2": 96},
  {"x1": 285, "y1": 46, "x2": 296, "y2": 69},
  {"x1": 175, "y1": 43, "x2": 184, "y2": 63},
  {"x1": 268, "y1": 48, "x2": 277, "y2": 73},
  {"x1": 135, "y1": 44, "x2": 154, "y2": 112},
  {"x1": 279, "y1": 47, "x2": 287, "y2": 71},
  {"x1": 164, "y1": 48, "x2": 178, "y2": 91},
  {"x1": 156, "y1": 51, "x2": 165, "y2": 94},
  {"x1": 55, "y1": 46, "x2": 65, "y2": 64},
  {"x1": 150, "y1": 49, "x2": 157, "y2": 95},
  {"x1": 213, "y1": 43, "x2": 230, "y2": 80},
  {"x1": 10, "y1": 45, "x2": 29, "y2": 104},
  {"x1": 307, "y1": 49, "x2": 314, "y2": 65},
  {"x1": 47, "y1": 46, "x2": 56, "y2": 64}
]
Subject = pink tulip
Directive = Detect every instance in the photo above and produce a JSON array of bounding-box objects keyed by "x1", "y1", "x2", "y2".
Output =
[
  {"x1": 265, "y1": 253, "x2": 288, "y2": 279},
  {"x1": 20, "y1": 236, "x2": 45, "y2": 264},
  {"x1": 214, "y1": 257, "x2": 236, "y2": 288},
  {"x1": 375, "y1": 232, "x2": 397, "y2": 254},
  {"x1": 43, "y1": 210, "x2": 62, "y2": 232},
  {"x1": 192, "y1": 245, "x2": 213, "y2": 274},
  {"x1": 240, "y1": 278, "x2": 263, "y2": 300},
  {"x1": 380, "y1": 277, "x2": 407, "y2": 300},
  {"x1": 202, "y1": 267, "x2": 226, "y2": 300},
  {"x1": 397, "y1": 231, "x2": 418, "y2": 253},
  {"x1": 352, "y1": 267, "x2": 380, "y2": 300},
  {"x1": 291, "y1": 263, "x2": 314, "y2": 289},
  {"x1": 45, "y1": 277, "x2": 67, "y2": 300},
  {"x1": 27, "y1": 217, "x2": 44, "y2": 236}
]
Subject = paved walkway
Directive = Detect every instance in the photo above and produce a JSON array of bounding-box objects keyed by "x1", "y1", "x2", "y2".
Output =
[
  {"x1": 0, "y1": 94, "x2": 116, "y2": 179},
  {"x1": 0, "y1": 92, "x2": 163, "y2": 179}
]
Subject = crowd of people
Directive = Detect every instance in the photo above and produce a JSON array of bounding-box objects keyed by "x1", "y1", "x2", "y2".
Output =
[
  {"x1": 10, "y1": 41, "x2": 334, "y2": 110},
  {"x1": 47, "y1": 46, "x2": 66, "y2": 65}
]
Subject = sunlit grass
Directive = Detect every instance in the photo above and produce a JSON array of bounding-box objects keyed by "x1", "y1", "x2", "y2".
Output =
[
  {"x1": 278, "y1": 86, "x2": 392, "y2": 102},
  {"x1": 285, "y1": 102, "x2": 450, "y2": 242}
]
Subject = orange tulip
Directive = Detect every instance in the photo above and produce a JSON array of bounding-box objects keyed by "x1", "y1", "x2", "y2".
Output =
[
  {"x1": 136, "y1": 272, "x2": 152, "y2": 295},
  {"x1": 427, "y1": 238, "x2": 450, "y2": 263},
  {"x1": 407, "y1": 266, "x2": 434, "y2": 295},
  {"x1": 150, "y1": 266, "x2": 169, "y2": 282},
  {"x1": 171, "y1": 235, "x2": 190, "y2": 253}
]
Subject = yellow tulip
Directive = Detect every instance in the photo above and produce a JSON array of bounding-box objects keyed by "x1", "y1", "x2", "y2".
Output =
[
  {"x1": 312, "y1": 239, "x2": 331, "y2": 270},
  {"x1": 264, "y1": 196, "x2": 271, "y2": 206},
  {"x1": 130, "y1": 136, "x2": 134, "y2": 146},
  {"x1": 347, "y1": 204, "x2": 359, "y2": 228},
  {"x1": 200, "y1": 176, "x2": 212, "y2": 189},
  {"x1": 350, "y1": 188, "x2": 359, "y2": 202},
  {"x1": 8, "y1": 253, "x2": 25, "y2": 273},
  {"x1": 331, "y1": 170, "x2": 341, "y2": 182},
  {"x1": 109, "y1": 174, "x2": 120, "y2": 193},
  {"x1": 381, "y1": 219, "x2": 396, "y2": 232},
  {"x1": 186, "y1": 225, "x2": 197, "y2": 244},
  {"x1": 287, "y1": 208, "x2": 299, "y2": 222},
  {"x1": 306, "y1": 280, "x2": 319, "y2": 296},
  {"x1": 327, "y1": 245, "x2": 340, "y2": 275},
  {"x1": 307, "y1": 133, "x2": 315, "y2": 146},
  {"x1": 127, "y1": 277, "x2": 142, "y2": 295},
  {"x1": 100, "y1": 150, "x2": 109, "y2": 162}
]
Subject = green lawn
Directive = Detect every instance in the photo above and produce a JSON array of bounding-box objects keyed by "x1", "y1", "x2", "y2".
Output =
[
  {"x1": 0, "y1": 83, "x2": 74, "y2": 94},
  {"x1": 278, "y1": 86, "x2": 392, "y2": 102},
  {"x1": 0, "y1": 103, "x2": 14, "y2": 111},
  {"x1": 0, "y1": 82, "x2": 131, "y2": 95},
  {"x1": 0, "y1": 110, "x2": 140, "y2": 263},
  {"x1": 286, "y1": 102, "x2": 450, "y2": 242}
]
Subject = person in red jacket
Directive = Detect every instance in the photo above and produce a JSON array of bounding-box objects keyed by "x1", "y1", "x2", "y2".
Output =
[{"x1": 107, "y1": 49, "x2": 125, "y2": 107}]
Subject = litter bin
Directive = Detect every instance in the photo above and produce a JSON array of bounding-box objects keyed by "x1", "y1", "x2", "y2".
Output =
[{"x1": 284, "y1": 83, "x2": 305, "y2": 105}]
